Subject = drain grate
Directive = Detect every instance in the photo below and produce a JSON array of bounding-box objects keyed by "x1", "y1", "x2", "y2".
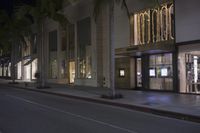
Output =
[{"x1": 142, "y1": 102, "x2": 159, "y2": 106}]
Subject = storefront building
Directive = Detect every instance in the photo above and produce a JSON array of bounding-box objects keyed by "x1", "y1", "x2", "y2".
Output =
[
  {"x1": 15, "y1": 34, "x2": 38, "y2": 81},
  {"x1": 115, "y1": 0, "x2": 200, "y2": 94},
  {"x1": 115, "y1": 1, "x2": 176, "y2": 91},
  {"x1": 14, "y1": 0, "x2": 200, "y2": 94},
  {"x1": 175, "y1": 0, "x2": 200, "y2": 94},
  {"x1": 0, "y1": 56, "x2": 11, "y2": 78}
]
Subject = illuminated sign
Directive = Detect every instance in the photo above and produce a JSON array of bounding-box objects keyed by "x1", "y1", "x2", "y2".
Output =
[
  {"x1": 119, "y1": 69, "x2": 125, "y2": 77},
  {"x1": 149, "y1": 69, "x2": 156, "y2": 77},
  {"x1": 161, "y1": 68, "x2": 168, "y2": 77}
]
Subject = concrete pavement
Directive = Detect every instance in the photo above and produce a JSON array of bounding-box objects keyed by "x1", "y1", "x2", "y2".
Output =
[{"x1": 1, "y1": 79, "x2": 200, "y2": 123}]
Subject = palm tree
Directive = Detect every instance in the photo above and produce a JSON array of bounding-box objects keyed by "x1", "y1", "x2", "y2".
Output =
[
  {"x1": 15, "y1": 0, "x2": 71, "y2": 88},
  {"x1": 0, "y1": 10, "x2": 32, "y2": 83}
]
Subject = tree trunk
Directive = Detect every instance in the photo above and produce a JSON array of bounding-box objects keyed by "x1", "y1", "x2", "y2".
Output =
[
  {"x1": 38, "y1": 21, "x2": 46, "y2": 88},
  {"x1": 11, "y1": 43, "x2": 16, "y2": 83},
  {"x1": 41, "y1": 22, "x2": 45, "y2": 87}
]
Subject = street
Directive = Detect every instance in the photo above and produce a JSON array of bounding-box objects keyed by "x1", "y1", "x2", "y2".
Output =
[{"x1": 0, "y1": 85, "x2": 200, "y2": 133}]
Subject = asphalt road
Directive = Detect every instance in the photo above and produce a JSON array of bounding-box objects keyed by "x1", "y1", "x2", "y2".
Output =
[{"x1": 0, "y1": 85, "x2": 200, "y2": 133}]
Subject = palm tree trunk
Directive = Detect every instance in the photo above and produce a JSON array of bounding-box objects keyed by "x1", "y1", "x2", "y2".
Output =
[
  {"x1": 109, "y1": 1, "x2": 116, "y2": 96},
  {"x1": 41, "y1": 22, "x2": 45, "y2": 87},
  {"x1": 38, "y1": 21, "x2": 46, "y2": 88},
  {"x1": 11, "y1": 43, "x2": 16, "y2": 83}
]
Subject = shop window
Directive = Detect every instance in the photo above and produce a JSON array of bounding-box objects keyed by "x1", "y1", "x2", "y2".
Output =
[
  {"x1": 49, "y1": 30, "x2": 57, "y2": 52},
  {"x1": 31, "y1": 59, "x2": 38, "y2": 80},
  {"x1": 49, "y1": 30, "x2": 58, "y2": 79},
  {"x1": 179, "y1": 53, "x2": 200, "y2": 94},
  {"x1": 77, "y1": 17, "x2": 92, "y2": 79},
  {"x1": 149, "y1": 53, "x2": 173, "y2": 90},
  {"x1": 119, "y1": 69, "x2": 125, "y2": 77},
  {"x1": 49, "y1": 59, "x2": 58, "y2": 79}
]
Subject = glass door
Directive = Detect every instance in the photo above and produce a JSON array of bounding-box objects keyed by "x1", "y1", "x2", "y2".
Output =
[{"x1": 136, "y1": 58, "x2": 142, "y2": 88}]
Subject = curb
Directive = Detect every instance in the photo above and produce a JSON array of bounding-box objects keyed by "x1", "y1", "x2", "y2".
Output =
[{"x1": 7, "y1": 85, "x2": 200, "y2": 123}]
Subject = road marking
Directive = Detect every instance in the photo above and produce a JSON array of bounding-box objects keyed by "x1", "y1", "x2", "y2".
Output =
[{"x1": 7, "y1": 95, "x2": 138, "y2": 133}]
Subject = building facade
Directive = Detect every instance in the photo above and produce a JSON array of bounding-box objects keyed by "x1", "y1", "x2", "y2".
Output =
[
  {"x1": 115, "y1": 0, "x2": 176, "y2": 92},
  {"x1": 16, "y1": 0, "x2": 200, "y2": 94},
  {"x1": 114, "y1": 0, "x2": 200, "y2": 94}
]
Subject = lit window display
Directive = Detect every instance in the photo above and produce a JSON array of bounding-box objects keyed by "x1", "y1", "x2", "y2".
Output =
[
  {"x1": 31, "y1": 59, "x2": 38, "y2": 80},
  {"x1": 149, "y1": 54, "x2": 173, "y2": 90},
  {"x1": 77, "y1": 17, "x2": 92, "y2": 79},
  {"x1": 24, "y1": 59, "x2": 31, "y2": 80},
  {"x1": 179, "y1": 48, "x2": 200, "y2": 94},
  {"x1": 8, "y1": 63, "x2": 11, "y2": 77},
  {"x1": 17, "y1": 61, "x2": 22, "y2": 79},
  {"x1": 50, "y1": 59, "x2": 57, "y2": 79},
  {"x1": 132, "y1": 3, "x2": 174, "y2": 45},
  {"x1": 69, "y1": 61, "x2": 75, "y2": 83}
]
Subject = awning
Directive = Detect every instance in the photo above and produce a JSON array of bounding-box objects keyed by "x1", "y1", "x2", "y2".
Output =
[
  {"x1": 115, "y1": 40, "x2": 175, "y2": 57},
  {"x1": 24, "y1": 57, "x2": 36, "y2": 66}
]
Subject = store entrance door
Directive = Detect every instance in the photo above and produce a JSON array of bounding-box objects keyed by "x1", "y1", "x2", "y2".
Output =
[
  {"x1": 69, "y1": 61, "x2": 75, "y2": 84},
  {"x1": 136, "y1": 58, "x2": 142, "y2": 88},
  {"x1": 185, "y1": 54, "x2": 200, "y2": 93}
]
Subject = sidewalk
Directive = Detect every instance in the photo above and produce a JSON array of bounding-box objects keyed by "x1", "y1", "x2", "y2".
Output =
[{"x1": 2, "y1": 80, "x2": 200, "y2": 123}]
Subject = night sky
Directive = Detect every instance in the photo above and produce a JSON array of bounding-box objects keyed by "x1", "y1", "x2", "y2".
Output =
[
  {"x1": 0, "y1": 0, "x2": 13, "y2": 13},
  {"x1": 0, "y1": 0, "x2": 33, "y2": 14}
]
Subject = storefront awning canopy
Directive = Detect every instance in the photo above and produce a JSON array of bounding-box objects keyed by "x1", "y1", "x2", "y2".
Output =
[
  {"x1": 116, "y1": 40, "x2": 175, "y2": 57},
  {"x1": 24, "y1": 57, "x2": 37, "y2": 66}
]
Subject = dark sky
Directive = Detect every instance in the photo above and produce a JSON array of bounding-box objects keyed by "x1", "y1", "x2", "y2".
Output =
[
  {"x1": 0, "y1": 0, "x2": 13, "y2": 13},
  {"x1": 0, "y1": 0, "x2": 33, "y2": 14}
]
